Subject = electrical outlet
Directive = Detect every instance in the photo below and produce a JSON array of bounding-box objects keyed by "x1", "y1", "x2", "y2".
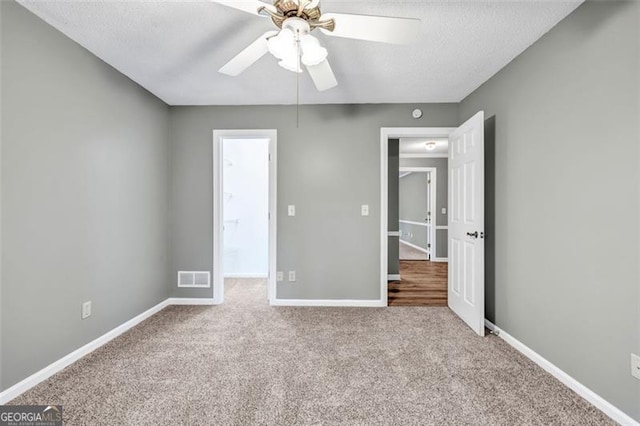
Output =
[
  {"x1": 288, "y1": 271, "x2": 296, "y2": 282},
  {"x1": 81, "y1": 301, "x2": 92, "y2": 319},
  {"x1": 288, "y1": 205, "x2": 296, "y2": 216},
  {"x1": 276, "y1": 271, "x2": 284, "y2": 282},
  {"x1": 361, "y1": 205, "x2": 369, "y2": 216},
  {"x1": 632, "y1": 353, "x2": 640, "y2": 380},
  {"x1": 441, "y1": 207, "x2": 447, "y2": 215}
]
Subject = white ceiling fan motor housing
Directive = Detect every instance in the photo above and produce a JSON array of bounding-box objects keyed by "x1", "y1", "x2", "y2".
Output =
[{"x1": 282, "y1": 17, "x2": 311, "y2": 37}]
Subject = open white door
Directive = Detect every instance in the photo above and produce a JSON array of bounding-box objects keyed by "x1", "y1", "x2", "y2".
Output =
[
  {"x1": 426, "y1": 173, "x2": 432, "y2": 260},
  {"x1": 448, "y1": 111, "x2": 485, "y2": 336}
]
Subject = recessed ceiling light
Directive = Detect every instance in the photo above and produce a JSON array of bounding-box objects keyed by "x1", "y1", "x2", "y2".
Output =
[{"x1": 425, "y1": 141, "x2": 437, "y2": 151}]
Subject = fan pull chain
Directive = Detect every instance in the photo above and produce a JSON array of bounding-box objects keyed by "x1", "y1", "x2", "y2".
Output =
[{"x1": 296, "y1": 30, "x2": 301, "y2": 128}]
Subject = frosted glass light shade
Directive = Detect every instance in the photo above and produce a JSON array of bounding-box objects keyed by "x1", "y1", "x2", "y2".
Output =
[
  {"x1": 267, "y1": 28, "x2": 295, "y2": 60},
  {"x1": 300, "y1": 34, "x2": 327, "y2": 66},
  {"x1": 267, "y1": 29, "x2": 327, "y2": 72},
  {"x1": 278, "y1": 55, "x2": 302, "y2": 73}
]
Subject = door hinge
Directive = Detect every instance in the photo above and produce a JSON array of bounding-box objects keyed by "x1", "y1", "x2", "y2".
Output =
[{"x1": 427, "y1": 244, "x2": 431, "y2": 248}]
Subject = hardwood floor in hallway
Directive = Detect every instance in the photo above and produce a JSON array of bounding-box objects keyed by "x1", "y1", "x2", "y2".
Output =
[{"x1": 388, "y1": 260, "x2": 448, "y2": 306}]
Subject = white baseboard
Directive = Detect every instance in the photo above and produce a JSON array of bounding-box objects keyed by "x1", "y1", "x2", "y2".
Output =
[
  {"x1": 399, "y1": 239, "x2": 429, "y2": 254},
  {"x1": 485, "y1": 320, "x2": 638, "y2": 426},
  {"x1": 270, "y1": 298, "x2": 385, "y2": 307},
  {"x1": 223, "y1": 273, "x2": 268, "y2": 278},
  {"x1": 387, "y1": 274, "x2": 401, "y2": 281},
  {"x1": 167, "y1": 297, "x2": 217, "y2": 305},
  {"x1": 399, "y1": 239, "x2": 448, "y2": 262},
  {"x1": 0, "y1": 298, "x2": 171, "y2": 404},
  {"x1": 0, "y1": 297, "x2": 222, "y2": 404}
]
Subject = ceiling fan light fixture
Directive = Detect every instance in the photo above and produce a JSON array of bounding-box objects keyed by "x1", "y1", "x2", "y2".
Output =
[
  {"x1": 215, "y1": 0, "x2": 422, "y2": 92},
  {"x1": 300, "y1": 34, "x2": 327, "y2": 66},
  {"x1": 425, "y1": 141, "x2": 437, "y2": 151},
  {"x1": 278, "y1": 56, "x2": 302, "y2": 73},
  {"x1": 267, "y1": 28, "x2": 295, "y2": 60},
  {"x1": 267, "y1": 23, "x2": 327, "y2": 72}
]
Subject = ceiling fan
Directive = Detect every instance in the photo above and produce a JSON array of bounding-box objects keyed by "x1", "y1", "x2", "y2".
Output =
[{"x1": 213, "y1": 0, "x2": 421, "y2": 92}]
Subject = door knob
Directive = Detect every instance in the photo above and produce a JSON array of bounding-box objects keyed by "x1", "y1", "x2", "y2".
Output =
[{"x1": 466, "y1": 231, "x2": 478, "y2": 238}]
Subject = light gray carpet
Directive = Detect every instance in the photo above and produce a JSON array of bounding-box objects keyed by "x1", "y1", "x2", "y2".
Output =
[{"x1": 11, "y1": 279, "x2": 612, "y2": 425}]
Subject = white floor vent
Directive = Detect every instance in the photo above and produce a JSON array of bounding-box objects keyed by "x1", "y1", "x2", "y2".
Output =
[{"x1": 178, "y1": 271, "x2": 211, "y2": 288}]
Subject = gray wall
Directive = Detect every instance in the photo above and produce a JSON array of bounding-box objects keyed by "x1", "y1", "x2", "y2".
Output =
[
  {"x1": 400, "y1": 158, "x2": 449, "y2": 258},
  {"x1": 399, "y1": 172, "x2": 430, "y2": 224},
  {"x1": 399, "y1": 221, "x2": 428, "y2": 248},
  {"x1": 398, "y1": 225, "x2": 447, "y2": 259},
  {"x1": 3, "y1": 0, "x2": 637, "y2": 420},
  {"x1": 170, "y1": 104, "x2": 459, "y2": 299},
  {"x1": 459, "y1": 1, "x2": 640, "y2": 420},
  {"x1": 399, "y1": 158, "x2": 448, "y2": 226},
  {"x1": 387, "y1": 139, "x2": 399, "y2": 276},
  {"x1": 1, "y1": 1, "x2": 171, "y2": 390}
]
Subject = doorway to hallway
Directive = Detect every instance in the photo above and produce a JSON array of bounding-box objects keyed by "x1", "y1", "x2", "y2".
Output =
[
  {"x1": 381, "y1": 112, "x2": 486, "y2": 335},
  {"x1": 390, "y1": 161, "x2": 448, "y2": 306}
]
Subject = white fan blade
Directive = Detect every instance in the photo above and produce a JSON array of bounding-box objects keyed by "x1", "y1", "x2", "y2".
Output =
[
  {"x1": 209, "y1": 0, "x2": 276, "y2": 17},
  {"x1": 306, "y1": 59, "x2": 337, "y2": 91},
  {"x1": 219, "y1": 31, "x2": 278, "y2": 76},
  {"x1": 319, "y1": 13, "x2": 420, "y2": 45}
]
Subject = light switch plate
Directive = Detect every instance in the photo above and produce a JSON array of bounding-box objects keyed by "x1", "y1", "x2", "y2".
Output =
[
  {"x1": 441, "y1": 207, "x2": 447, "y2": 215},
  {"x1": 632, "y1": 353, "x2": 640, "y2": 380},
  {"x1": 361, "y1": 205, "x2": 369, "y2": 216},
  {"x1": 81, "y1": 301, "x2": 92, "y2": 319},
  {"x1": 288, "y1": 205, "x2": 295, "y2": 216}
]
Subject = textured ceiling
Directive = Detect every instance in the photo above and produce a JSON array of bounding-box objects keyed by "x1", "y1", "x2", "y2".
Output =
[{"x1": 17, "y1": 0, "x2": 583, "y2": 106}]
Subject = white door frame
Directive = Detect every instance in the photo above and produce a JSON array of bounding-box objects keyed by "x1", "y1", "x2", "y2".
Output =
[
  {"x1": 398, "y1": 167, "x2": 437, "y2": 260},
  {"x1": 380, "y1": 127, "x2": 455, "y2": 305},
  {"x1": 213, "y1": 129, "x2": 277, "y2": 305}
]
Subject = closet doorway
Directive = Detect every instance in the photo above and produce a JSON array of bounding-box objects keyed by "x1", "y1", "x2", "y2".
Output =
[{"x1": 212, "y1": 129, "x2": 277, "y2": 305}]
